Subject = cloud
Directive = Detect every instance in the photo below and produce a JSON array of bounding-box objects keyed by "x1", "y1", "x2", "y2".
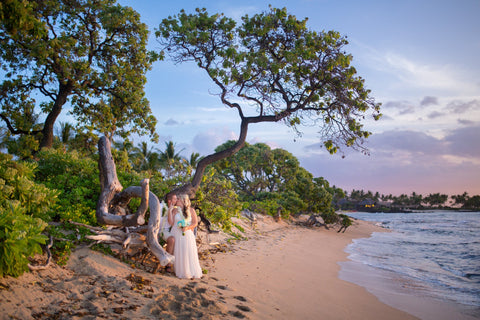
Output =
[
  {"x1": 457, "y1": 119, "x2": 475, "y2": 126},
  {"x1": 358, "y1": 46, "x2": 479, "y2": 97},
  {"x1": 382, "y1": 100, "x2": 415, "y2": 115},
  {"x1": 421, "y1": 96, "x2": 438, "y2": 106},
  {"x1": 298, "y1": 128, "x2": 480, "y2": 195},
  {"x1": 377, "y1": 52, "x2": 477, "y2": 95},
  {"x1": 192, "y1": 127, "x2": 238, "y2": 155},
  {"x1": 379, "y1": 114, "x2": 394, "y2": 121},
  {"x1": 164, "y1": 118, "x2": 179, "y2": 126},
  {"x1": 444, "y1": 125, "x2": 480, "y2": 157},
  {"x1": 427, "y1": 111, "x2": 444, "y2": 119},
  {"x1": 446, "y1": 99, "x2": 480, "y2": 114},
  {"x1": 369, "y1": 130, "x2": 446, "y2": 155},
  {"x1": 299, "y1": 151, "x2": 480, "y2": 196}
]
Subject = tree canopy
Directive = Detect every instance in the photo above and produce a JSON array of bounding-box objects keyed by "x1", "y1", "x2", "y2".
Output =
[
  {"x1": 0, "y1": 0, "x2": 158, "y2": 153},
  {"x1": 156, "y1": 6, "x2": 381, "y2": 196},
  {"x1": 213, "y1": 141, "x2": 337, "y2": 218}
]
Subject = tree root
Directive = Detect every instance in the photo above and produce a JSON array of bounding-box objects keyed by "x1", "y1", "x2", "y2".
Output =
[{"x1": 28, "y1": 236, "x2": 53, "y2": 271}]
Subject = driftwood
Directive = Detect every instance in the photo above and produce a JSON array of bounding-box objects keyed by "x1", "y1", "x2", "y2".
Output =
[
  {"x1": 306, "y1": 214, "x2": 329, "y2": 229},
  {"x1": 95, "y1": 136, "x2": 174, "y2": 267},
  {"x1": 197, "y1": 210, "x2": 219, "y2": 234},
  {"x1": 241, "y1": 209, "x2": 257, "y2": 229},
  {"x1": 28, "y1": 236, "x2": 53, "y2": 271},
  {"x1": 274, "y1": 207, "x2": 282, "y2": 222}
]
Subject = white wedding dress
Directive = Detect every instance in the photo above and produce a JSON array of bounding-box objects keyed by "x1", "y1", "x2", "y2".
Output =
[{"x1": 172, "y1": 212, "x2": 202, "y2": 279}]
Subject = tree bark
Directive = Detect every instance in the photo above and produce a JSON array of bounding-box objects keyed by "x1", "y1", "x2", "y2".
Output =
[
  {"x1": 95, "y1": 136, "x2": 174, "y2": 267},
  {"x1": 39, "y1": 81, "x2": 73, "y2": 149},
  {"x1": 174, "y1": 118, "x2": 249, "y2": 198}
]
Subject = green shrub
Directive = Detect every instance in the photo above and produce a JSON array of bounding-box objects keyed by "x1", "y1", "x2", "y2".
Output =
[
  {"x1": 321, "y1": 208, "x2": 339, "y2": 225},
  {"x1": 34, "y1": 148, "x2": 100, "y2": 224},
  {"x1": 0, "y1": 203, "x2": 48, "y2": 277},
  {"x1": 245, "y1": 198, "x2": 279, "y2": 216},
  {"x1": 195, "y1": 168, "x2": 241, "y2": 231},
  {"x1": 0, "y1": 153, "x2": 59, "y2": 221}
]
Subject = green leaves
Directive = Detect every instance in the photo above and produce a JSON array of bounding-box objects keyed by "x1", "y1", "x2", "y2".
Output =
[
  {"x1": 0, "y1": 153, "x2": 58, "y2": 220},
  {"x1": 156, "y1": 6, "x2": 381, "y2": 155},
  {"x1": 1, "y1": 0, "x2": 158, "y2": 150},
  {"x1": 0, "y1": 197, "x2": 48, "y2": 277},
  {"x1": 195, "y1": 167, "x2": 241, "y2": 231},
  {"x1": 212, "y1": 141, "x2": 337, "y2": 218},
  {"x1": 34, "y1": 148, "x2": 99, "y2": 225}
]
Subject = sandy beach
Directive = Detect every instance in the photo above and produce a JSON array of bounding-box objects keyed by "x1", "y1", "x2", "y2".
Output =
[
  {"x1": 209, "y1": 216, "x2": 418, "y2": 320},
  {"x1": 0, "y1": 215, "x2": 419, "y2": 319}
]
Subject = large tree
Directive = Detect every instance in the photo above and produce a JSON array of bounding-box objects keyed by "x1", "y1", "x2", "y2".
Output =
[
  {"x1": 156, "y1": 7, "x2": 381, "y2": 197},
  {"x1": 0, "y1": 0, "x2": 158, "y2": 151},
  {"x1": 214, "y1": 141, "x2": 300, "y2": 197}
]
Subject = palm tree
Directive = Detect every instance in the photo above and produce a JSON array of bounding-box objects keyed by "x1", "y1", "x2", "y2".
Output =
[
  {"x1": 159, "y1": 141, "x2": 184, "y2": 167},
  {"x1": 131, "y1": 141, "x2": 161, "y2": 172},
  {"x1": 188, "y1": 152, "x2": 202, "y2": 167},
  {"x1": 57, "y1": 122, "x2": 74, "y2": 145},
  {"x1": 114, "y1": 139, "x2": 134, "y2": 153}
]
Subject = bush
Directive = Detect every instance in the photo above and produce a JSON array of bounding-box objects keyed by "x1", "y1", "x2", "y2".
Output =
[
  {"x1": 195, "y1": 168, "x2": 241, "y2": 231},
  {"x1": 34, "y1": 148, "x2": 100, "y2": 224},
  {"x1": 0, "y1": 153, "x2": 59, "y2": 221},
  {"x1": 245, "y1": 198, "x2": 279, "y2": 216},
  {"x1": 0, "y1": 203, "x2": 48, "y2": 277},
  {"x1": 321, "y1": 208, "x2": 339, "y2": 225}
]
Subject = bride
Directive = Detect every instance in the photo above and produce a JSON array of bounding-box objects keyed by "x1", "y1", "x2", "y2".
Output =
[{"x1": 167, "y1": 193, "x2": 203, "y2": 279}]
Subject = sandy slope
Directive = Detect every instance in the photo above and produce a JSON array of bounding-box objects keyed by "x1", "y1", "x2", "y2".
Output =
[{"x1": 0, "y1": 215, "x2": 418, "y2": 319}]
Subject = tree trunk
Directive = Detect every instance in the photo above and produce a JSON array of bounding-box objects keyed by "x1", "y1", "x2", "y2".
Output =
[
  {"x1": 174, "y1": 118, "x2": 249, "y2": 198},
  {"x1": 95, "y1": 136, "x2": 173, "y2": 267},
  {"x1": 39, "y1": 81, "x2": 73, "y2": 149}
]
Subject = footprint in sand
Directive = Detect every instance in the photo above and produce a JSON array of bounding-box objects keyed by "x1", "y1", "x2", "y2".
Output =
[
  {"x1": 236, "y1": 304, "x2": 252, "y2": 312},
  {"x1": 229, "y1": 310, "x2": 247, "y2": 318},
  {"x1": 196, "y1": 287, "x2": 207, "y2": 294},
  {"x1": 216, "y1": 284, "x2": 231, "y2": 291},
  {"x1": 234, "y1": 295, "x2": 247, "y2": 302}
]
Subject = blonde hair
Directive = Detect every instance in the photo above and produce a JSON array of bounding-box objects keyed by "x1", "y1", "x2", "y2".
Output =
[{"x1": 178, "y1": 194, "x2": 191, "y2": 220}]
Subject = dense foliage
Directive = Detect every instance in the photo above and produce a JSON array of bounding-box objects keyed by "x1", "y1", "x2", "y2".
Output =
[
  {"x1": 340, "y1": 190, "x2": 480, "y2": 211},
  {"x1": 0, "y1": 153, "x2": 51, "y2": 277},
  {"x1": 213, "y1": 141, "x2": 339, "y2": 219},
  {"x1": 154, "y1": 6, "x2": 381, "y2": 197},
  {"x1": 0, "y1": 0, "x2": 158, "y2": 153},
  {"x1": 34, "y1": 149, "x2": 100, "y2": 225},
  {"x1": 0, "y1": 203, "x2": 48, "y2": 277},
  {"x1": 0, "y1": 153, "x2": 58, "y2": 220}
]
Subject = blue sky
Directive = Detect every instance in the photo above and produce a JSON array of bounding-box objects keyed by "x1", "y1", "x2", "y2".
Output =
[{"x1": 117, "y1": 0, "x2": 480, "y2": 196}]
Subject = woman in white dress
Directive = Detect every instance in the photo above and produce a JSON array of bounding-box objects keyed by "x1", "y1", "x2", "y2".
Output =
[{"x1": 168, "y1": 193, "x2": 202, "y2": 279}]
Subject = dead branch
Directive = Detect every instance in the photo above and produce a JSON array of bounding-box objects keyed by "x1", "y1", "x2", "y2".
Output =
[
  {"x1": 28, "y1": 236, "x2": 53, "y2": 271},
  {"x1": 94, "y1": 136, "x2": 174, "y2": 267}
]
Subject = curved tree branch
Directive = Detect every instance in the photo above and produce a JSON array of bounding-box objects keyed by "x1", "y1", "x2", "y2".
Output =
[{"x1": 95, "y1": 136, "x2": 174, "y2": 266}]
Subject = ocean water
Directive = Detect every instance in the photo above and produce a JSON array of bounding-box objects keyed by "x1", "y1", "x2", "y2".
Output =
[{"x1": 339, "y1": 210, "x2": 480, "y2": 319}]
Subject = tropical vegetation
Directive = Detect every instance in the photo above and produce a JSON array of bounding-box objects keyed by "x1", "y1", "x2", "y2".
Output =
[
  {"x1": 339, "y1": 190, "x2": 480, "y2": 212},
  {"x1": 3, "y1": 1, "x2": 475, "y2": 279}
]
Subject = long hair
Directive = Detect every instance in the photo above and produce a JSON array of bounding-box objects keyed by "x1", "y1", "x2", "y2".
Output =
[{"x1": 178, "y1": 194, "x2": 191, "y2": 220}]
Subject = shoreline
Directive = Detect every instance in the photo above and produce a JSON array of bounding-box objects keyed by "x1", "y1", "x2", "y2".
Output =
[
  {"x1": 339, "y1": 216, "x2": 480, "y2": 320},
  {"x1": 208, "y1": 216, "x2": 418, "y2": 319},
  {"x1": 339, "y1": 259, "x2": 480, "y2": 320}
]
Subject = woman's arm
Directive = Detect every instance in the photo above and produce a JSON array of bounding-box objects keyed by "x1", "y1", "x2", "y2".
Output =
[{"x1": 186, "y1": 207, "x2": 198, "y2": 231}]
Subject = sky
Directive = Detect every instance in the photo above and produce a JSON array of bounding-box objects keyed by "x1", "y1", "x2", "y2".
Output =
[{"x1": 116, "y1": 0, "x2": 480, "y2": 196}]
